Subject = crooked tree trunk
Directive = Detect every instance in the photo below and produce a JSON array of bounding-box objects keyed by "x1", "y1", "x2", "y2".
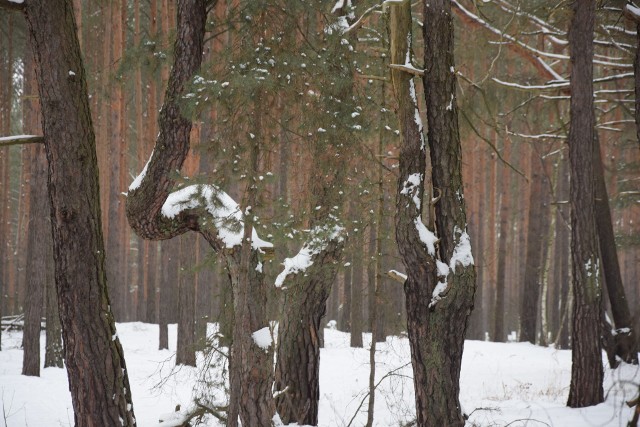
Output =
[
  {"x1": 389, "y1": 1, "x2": 476, "y2": 425},
  {"x1": 124, "y1": 1, "x2": 275, "y2": 424},
  {"x1": 16, "y1": 0, "x2": 137, "y2": 424},
  {"x1": 567, "y1": 0, "x2": 604, "y2": 408}
]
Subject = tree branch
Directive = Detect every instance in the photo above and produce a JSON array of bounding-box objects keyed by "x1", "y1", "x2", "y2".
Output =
[{"x1": 0, "y1": 135, "x2": 44, "y2": 147}]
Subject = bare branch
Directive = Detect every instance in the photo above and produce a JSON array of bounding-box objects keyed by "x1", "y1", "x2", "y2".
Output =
[
  {"x1": 388, "y1": 63, "x2": 424, "y2": 76},
  {"x1": 0, "y1": 135, "x2": 44, "y2": 147}
]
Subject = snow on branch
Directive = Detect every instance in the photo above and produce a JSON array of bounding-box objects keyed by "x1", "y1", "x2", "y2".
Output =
[
  {"x1": 161, "y1": 184, "x2": 273, "y2": 251},
  {"x1": 0, "y1": 135, "x2": 44, "y2": 147},
  {"x1": 275, "y1": 224, "x2": 345, "y2": 288},
  {"x1": 624, "y1": 4, "x2": 640, "y2": 23}
]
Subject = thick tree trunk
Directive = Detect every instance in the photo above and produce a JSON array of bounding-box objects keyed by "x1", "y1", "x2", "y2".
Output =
[
  {"x1": 567, "y1": 0, "x2": 604, "y2": 408},
  {"x1": 274, "y1": 238, "x2": 344, "y2": 425},
  {"x1": 21, "y1": 0, "x2": 136, "y2": 424},
  {"x1": 176, "y1": 234, "x2": 196, "y2": 366},
  {"x1": 389, "y1": 1, "x2": 476, "y2": 425}
]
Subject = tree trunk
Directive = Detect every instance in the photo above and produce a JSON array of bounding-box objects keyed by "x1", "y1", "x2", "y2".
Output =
[
  {"x1": 20, "y1": 0, "x2": 136, "y2": 423},
  {"x1": 493, "y1": 138, "x2": 512, "y2": 343},
  {"x1": 21, "y1": 143, "x2": 47, "y2": 377},
  {"x1": 593, "y1": 137, "x2": 637, "y2": 365},
  {"x1": 566, "y1": 0, "x2": 604, "y2": 408},
  {"x1": 176, "y1": 234, "x2": 196, "y2": 366},
  {"x1": 519, "y1": 153, "x2": 549, "y2": 344},
  {"x1": 274, "y1": 238, "x2": 344, "y2": 425},
  {"x1": 389, "y1": 1, "x2": 476, "y2": 425}
]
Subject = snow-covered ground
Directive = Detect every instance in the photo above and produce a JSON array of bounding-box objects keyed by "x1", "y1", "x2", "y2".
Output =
[{"x1": 0, "y1": 323, "x2": 638, "y2": 426}]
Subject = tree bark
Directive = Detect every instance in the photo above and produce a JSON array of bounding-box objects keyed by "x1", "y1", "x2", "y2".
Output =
[
  {"x1": 19, "y1": 0, "x2": 137, "y2": 423},
  {"x1": 124, "y1": 1, "x2": 275, "y2": 423},
  {"x1": 567, "y1": 0, "x2": 604, "y2": 408},
  {"x1": 274, "y1": 237, "x2": 344, "y2": 425},
  {"x1": 389, "y1": 1, "x2": 477, "y2": 425},
  {"x1": 176, "y1": 234, "x2": 196, "y2": 366}
]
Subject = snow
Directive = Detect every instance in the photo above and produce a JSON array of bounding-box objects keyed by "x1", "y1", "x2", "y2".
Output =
[
  {"x1": 626, "y1": 4, "x2": 640, "y2": 19},
  {"x1": 160, "y1": 184, "x2": 273, "y2": 250},
  {"x1": 414, "y1": 218, "x2": 437, "y2": 256},
  {"x1": 8, "y1": 0, "x2": 24, "y2": 3},
  {"x1": 251, "y1": 327, "x2": 273, "y2": 351},
  {"x1": 449, "y1": 226, "x2": 474, "y2": 272},
  {"x1": 275, "y1": 225, "x2": 344, "y2": 288},
  {"x1": 400, "y1": 173, "x2": 422, "y2": 210},
  {"x1": 0, "y1": 324, "x2": 638, "y2": 426},
  {"x1": 0, "y1": 134, "x2": 40, "y2": 142},
  {"x1": 128, "y1": 149, "x2": 154, "y2": 191}
]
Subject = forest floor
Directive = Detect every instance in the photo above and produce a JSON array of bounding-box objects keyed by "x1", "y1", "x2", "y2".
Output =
[{"x1": 0, "y1": 322, "x2": 638, "y2": 426}]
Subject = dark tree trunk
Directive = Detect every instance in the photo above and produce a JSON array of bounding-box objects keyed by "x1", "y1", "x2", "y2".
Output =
[
  {"x1": 44, "y1": 244, "x2": 63, "y2": 368},
  {"x1": 593, "y1": 138, "x2": 637, "y2": 365},
  {"x1": 519, "y1": 154, "x2": 549, "y2": 344},
  {"x1": 18, "y1": 0, "x2": 136, "y2": 423},
  {"x1": 274, "y1": 239, "x2": 344, "y2": 425},
  {"x1": 341, "y1": 264, "x2": 352, "y2": 332},
  {"x1": 176, "y1": 234, "x2": 196, "y2": 366},
  {"x1": 389, "y1": 1, "x2": 476, "y2": 425},
  {"x1": 567, "y1": 0, "x2": 604, "y2": 408}
]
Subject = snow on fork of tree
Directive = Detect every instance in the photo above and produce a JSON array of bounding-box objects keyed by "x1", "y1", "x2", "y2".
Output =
[
  {"x1": 0, "y1": 324, "x2": 639, "y2": 426},
  {"x1": 160, "y1": 184, "x2": 272, "y2": 250}
]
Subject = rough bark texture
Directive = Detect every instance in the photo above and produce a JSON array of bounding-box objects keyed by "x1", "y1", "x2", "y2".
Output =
[
  {"x1": 22, "y1": 0, "x2": 136, "y2": 424},
  {"x1": 124, "y1": 2, "x2": 275, "y2": 423},
  {"x1": 176, "y1": 234, "x2": 196, "y2": 366},
  {"x1": 274, "y1": 238, "x2": 344, "y2": 425},
  {"x1": 389, "y1": 1, "x2": 476, "y2": 426},
  {"x1": 567, "y1": 0, "x2": 604, "y2": 408}
]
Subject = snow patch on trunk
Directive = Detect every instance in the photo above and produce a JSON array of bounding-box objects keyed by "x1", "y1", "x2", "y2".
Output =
[{"x1": 251, "y1": 327, "x2": 272, "y2": 351}]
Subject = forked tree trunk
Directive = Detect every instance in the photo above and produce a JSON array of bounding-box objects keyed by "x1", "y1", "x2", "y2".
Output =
[
  {"x1": 390, "y1": 1, "x2": 476, "y2": 425},
  {"x1": 567, "y1": 0, "x2": 604, "y2": 408},
  {"x1": 17, "y1": 0, "x2": 137, "y2": 424}
]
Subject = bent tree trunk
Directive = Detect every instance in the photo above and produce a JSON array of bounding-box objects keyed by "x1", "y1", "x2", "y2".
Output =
[
  {"x1": 124, "y1": 1, "x2": 275, "y2": 424},
  {"x1": 567, "y1": 0, "x2": 604, "y2": 408},
  {"x1": 19, "y1": 0, "x2": 136, "y2": 424},
  {"x1": 389, "y1": 1, "x2": 476, "y2": 425}
]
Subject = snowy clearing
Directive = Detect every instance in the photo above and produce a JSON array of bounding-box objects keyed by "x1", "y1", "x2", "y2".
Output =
[{"x1": 0, "y1": 323, "x2": 638, "y2": 426}]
